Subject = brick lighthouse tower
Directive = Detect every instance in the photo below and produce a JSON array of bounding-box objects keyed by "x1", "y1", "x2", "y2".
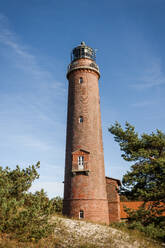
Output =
[{"x1": 63, "y1": 42, "x2": 109, "y2": 224}]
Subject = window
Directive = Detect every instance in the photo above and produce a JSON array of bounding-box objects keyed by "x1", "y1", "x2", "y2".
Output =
[
  {"x1": 78, "y1": 156, "x2": 84, "y2": 170},
  {"x1": 79, "y1": 210, "x2": 84, "y2": 219},
  {"x1": 79, "y1": 77, "x2": 83, "y2": 84},
  {"x1": 79, "y1": 116, "x2": 83, "y2": 123},
  {"x1": 81, "y1": 48, "x2": 85, "y2": 56}
]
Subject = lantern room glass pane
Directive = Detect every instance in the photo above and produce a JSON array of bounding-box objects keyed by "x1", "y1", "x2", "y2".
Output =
[{"x1": 71, "y1": 45, "x2": 96, "y2": 62}]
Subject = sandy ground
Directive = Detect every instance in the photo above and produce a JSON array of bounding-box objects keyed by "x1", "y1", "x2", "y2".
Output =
[{"x1": 52, "y1": 216, "x2": 153, "y2": 248}]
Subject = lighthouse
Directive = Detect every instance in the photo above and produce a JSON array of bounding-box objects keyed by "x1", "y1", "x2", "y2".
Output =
[{"x1": 63, "y1": 42, "x2": 109, "y2": 224}]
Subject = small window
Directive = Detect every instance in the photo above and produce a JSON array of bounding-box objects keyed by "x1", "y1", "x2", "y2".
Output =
[
  {"x1": 79, "y1": 116, "x2": 83, "y2": 123},
  {"x1": 78, "y1": 156, "x2": 84, "y2": 170},
  {"x1": 79, "y1": 210, "x2": 84, "y2": 219},
  {"x1": 81, "y1": 48, "x2": 85, "y2": 56},
  {"x1": 79, "y1": 77, "x2": 83, "y2": 84}
]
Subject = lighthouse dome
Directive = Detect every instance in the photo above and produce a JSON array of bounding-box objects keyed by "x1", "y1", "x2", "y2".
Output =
[{"x1": 71, "y1": 42, "x2": 96, "y2": 62}]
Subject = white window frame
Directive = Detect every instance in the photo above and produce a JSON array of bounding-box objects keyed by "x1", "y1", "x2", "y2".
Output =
[
  {"x1": 79, "y1": 210, "x2": 84, "y2": 219},
  {"x1": 78, "y1": 156, "x2": 84, "y2": 170}
]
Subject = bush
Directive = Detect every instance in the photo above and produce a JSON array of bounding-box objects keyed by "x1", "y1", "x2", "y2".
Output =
[
  {"x1": 0, "y1": 162, "x2": 56, "y2": 241},
  {"x1": 127, "y1": 221, "x2": 165, "y2": 242},
  {"x1": 122, "y1": 203, "x2": 165, "y2": 242},
  {"x1": 50, "y1": 196, "x2": 63, "y2": 214}
]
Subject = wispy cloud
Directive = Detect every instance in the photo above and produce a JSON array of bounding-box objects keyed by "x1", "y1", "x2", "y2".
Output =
[
  {"x1": 0, "y1": 13, "x2": 64, "y2": 90},
  {"x1": 131, "y1": 60, "x2": 165, "y2": 89},
  {"x1": 0, "y1": 14, "x2": 66, "y2": 182},
  {"x1": 0, "y1": 14, "x2": 38, "y2": 75},
  {"x1": 0, "y1": 13, "x2": 66, "y2": 118}
]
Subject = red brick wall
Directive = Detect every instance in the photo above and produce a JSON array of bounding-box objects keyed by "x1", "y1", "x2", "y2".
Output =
[
  {"x1": 72, "y1": 150, "x2": 89, "y2": 171},
  {"x1": 63, "y1": 57, "x2": 109, "y2": 225},
  {"x1": 63, "y1": 199, "x2": 109, "y2": 224},
  {"x1": 106, "y1": 177, "x2": 120, "y2": 222}
]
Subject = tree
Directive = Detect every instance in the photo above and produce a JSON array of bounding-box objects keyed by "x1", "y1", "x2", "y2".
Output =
[
  {"x1": 109, "y1": 122, "x2": 165, "y2": 222},
  {"x1": 0, "y1": 162, "x2": 56, "y2": 241},
  {"x1": 50, "y1": 196, "x2": 63, "y2": 214}
]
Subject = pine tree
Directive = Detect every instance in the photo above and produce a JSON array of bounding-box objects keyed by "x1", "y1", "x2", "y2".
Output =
[
  {"x1": 109, "y1": 122, "x2": 165, "y2": 225},
  {"x1": 0, "y1": 162, "x2": 56, "y2": 241}
]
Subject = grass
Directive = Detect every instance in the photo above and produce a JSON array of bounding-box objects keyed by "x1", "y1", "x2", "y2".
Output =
[
  {"x1": 110, "y1": 222, "x2": 164, "y2": 248},
  {"x1": 0, "y1": 217, "x2": 164, "y2": 248},
  {"x1": 0, "y1": 234, "x2": 102, "y2": 248},
  {"x1": 0, "y1": 234, "x2": 58, "y2": 248}
]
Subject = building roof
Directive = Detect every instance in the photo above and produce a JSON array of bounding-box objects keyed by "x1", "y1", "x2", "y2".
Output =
[
  {"x1": 105, "y1": 176, "x2": 121, "y2": 186},
  {"x1": 72, "y1": 149, "x2": 90, "y2": 154},
  {"x1": 120, "y1": 201, "x2": 165, "y2": 219}
]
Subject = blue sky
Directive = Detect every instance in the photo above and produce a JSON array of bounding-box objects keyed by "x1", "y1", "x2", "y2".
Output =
[{"x1": 0, "y1": 0, "x2": 165, "y2": 198}]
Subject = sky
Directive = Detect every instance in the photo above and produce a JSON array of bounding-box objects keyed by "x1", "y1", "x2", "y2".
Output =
[{"x1": 0, "y1": 0, "x2": 165, "y2": 198}]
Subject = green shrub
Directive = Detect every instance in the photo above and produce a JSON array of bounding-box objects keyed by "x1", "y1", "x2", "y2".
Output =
[
  {"x1": 0, "y1": 162, "x2": 56, "y2": 241},
  {"x1": 128, "y1": 221, "x2": 165, "y2": 242},
  {"x1": 122, "y1": 203, "x2": 165, "y2": 242},
  {"x1": 50, "y1": 196, "x2": 63, "y2": 214}
]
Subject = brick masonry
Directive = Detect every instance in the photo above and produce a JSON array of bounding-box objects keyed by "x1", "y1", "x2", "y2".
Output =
[
  {"x1": 62, "y1": 44, "x2": 161, "y2": 224},
  {"x1": 63, "y1": 56, "x2": 109, "y2": 225},
  {"x1": 106, "y1": 177, "x2": 121, "y2": 222}
]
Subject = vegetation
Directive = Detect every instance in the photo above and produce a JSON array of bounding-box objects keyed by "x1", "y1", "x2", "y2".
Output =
[
  {"x1": 50, "y1": 196, "x2": 63, "y2": 214},
  {"x1": 0, "y1": 162, "x2": 62, "y2": 242},
  {"x1": 0, "y1": 216, "x2": 163, "y2": 248},
  {"x1": 0, "y1": 159, "x2": 163, "y2": 247},
  {"x1": 109, "y1": 122, "x2": 165, "y2": 241},
  {"x1": 0, "y1": 128, "x2": 164, "y2": 246},
  {"x1": 110, "y1": 222, "x2": 163, "y2": 248}
]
